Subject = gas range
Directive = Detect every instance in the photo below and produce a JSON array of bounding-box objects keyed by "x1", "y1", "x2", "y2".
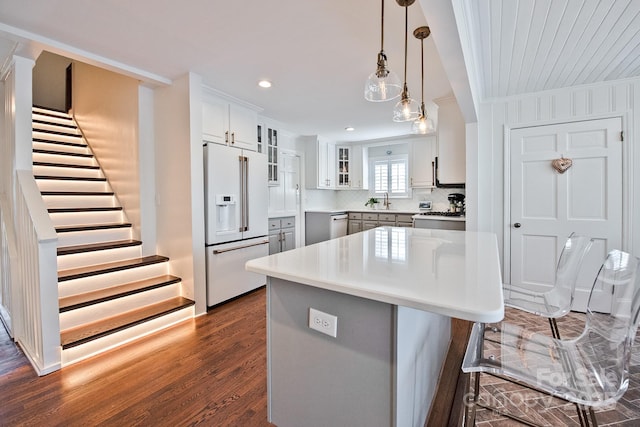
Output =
[{"x1": 418, "y1": 211, "x2": 464, "y2": 217}]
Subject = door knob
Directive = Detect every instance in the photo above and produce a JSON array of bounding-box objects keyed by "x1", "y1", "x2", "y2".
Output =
[{"x1": 514, "y1": 223, "x2": 521, "y2": 228}]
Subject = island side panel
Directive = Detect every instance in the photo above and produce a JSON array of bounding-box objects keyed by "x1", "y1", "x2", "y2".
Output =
[
  {"x1": 395, "y1": 306, "x2": 451, "y2": 427},
  {"x1": 268, "y1": 277, "x2": 394, "y2": 427}
]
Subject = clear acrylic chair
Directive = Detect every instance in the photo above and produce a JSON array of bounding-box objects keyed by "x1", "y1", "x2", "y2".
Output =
[
  {"x1": 503, "y1": 233, "x2": 593, "y2": 339},
  {"x1": 462, "y1": 249, "x2": 640, "y2": 427}
]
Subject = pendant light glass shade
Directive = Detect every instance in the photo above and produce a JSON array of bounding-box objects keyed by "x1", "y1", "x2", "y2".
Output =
[
  {"x1": 412, "y1": 103, "x2": 435, "y2": 134},
  {"x1": 393, "y1": 86, "x2": 421, "y2": 122},
  {"x1": 364, "y1": 53, "x2": 402, "y2": 102},
  {"x1": 411, "y1": 26, "x2": 434, "y2": 133},
  {"x1": 392, "y1": 1, "x2": 420, "y2": 122},
  {"x1": 365, "y1": 0, "x2": 402, "y2": 102}
]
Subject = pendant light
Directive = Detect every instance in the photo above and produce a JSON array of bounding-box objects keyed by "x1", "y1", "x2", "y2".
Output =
[
  {"x1": 411, "y1": 26, "x2": 435, "y2": 134},
  {"x1": 364, "y1": 0, "x2": 402, "y2": 102},
  {"x1": 392, "y1": 0, "x2": 420, "y2": 122}
]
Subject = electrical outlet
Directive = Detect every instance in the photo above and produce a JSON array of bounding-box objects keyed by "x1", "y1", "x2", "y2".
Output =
[{"x1": 308, "y1": 308, "x2": 338, "y2": 337}]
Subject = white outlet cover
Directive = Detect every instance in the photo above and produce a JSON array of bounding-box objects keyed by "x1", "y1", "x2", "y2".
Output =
[{"x1": 309, "y1": 307, "x2": 337, "y2": 337}]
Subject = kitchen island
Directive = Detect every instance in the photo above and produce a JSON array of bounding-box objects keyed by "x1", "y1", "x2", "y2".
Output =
[{"x1": 246, "y1": 227, "x2": 503, "y2": 427}]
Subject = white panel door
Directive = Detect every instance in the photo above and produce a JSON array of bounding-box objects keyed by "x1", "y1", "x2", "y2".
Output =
[
  {"x1": 243, "y1": 149, "x2": 268, "y2": 239},
  {"x1": 510, "y1": 118, "x2": 622, "y2": 312}
]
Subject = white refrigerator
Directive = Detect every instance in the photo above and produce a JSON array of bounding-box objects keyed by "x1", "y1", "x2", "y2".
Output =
[{"x1": 204, "y1": 142, "x2": 269, "y2": 306}]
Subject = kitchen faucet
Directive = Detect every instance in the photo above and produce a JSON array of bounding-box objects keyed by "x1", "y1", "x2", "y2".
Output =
[{"x1": 383, "y1": 192, "x2": 391, "y2": 210}]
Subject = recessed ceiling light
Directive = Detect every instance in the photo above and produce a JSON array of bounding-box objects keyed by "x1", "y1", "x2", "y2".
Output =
[
  {"x1": 345, "y1": 126, "x2": 355, "y2": 132},
  {"x1": 258, "y1": 80, "x2": 272, "y2": 88}
]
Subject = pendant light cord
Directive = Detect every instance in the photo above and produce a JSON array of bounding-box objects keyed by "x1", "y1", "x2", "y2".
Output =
[
  {"x1": 403, "y1": 4, "x2": 408, "y2": 86},
  {"x1": 380, "y1": 0, "x2": 384, "y2": 51},
  {"x1": 420, "y1": 35, "x2": 425, "y2": 112}
]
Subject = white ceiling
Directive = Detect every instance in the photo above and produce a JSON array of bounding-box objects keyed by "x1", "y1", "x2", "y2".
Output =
[
  {"x1": 1, "y1": 0, "x2": 639, "y2": 141},
  {"x1": 458, "y1": 0, "x2": 640, "y2": 100},
  {"x1": 0, "y1": 0, "x2": 454, "y2": 143}
]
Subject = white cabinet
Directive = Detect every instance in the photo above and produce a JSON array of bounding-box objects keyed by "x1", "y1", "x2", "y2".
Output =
[
  {"x1": 335, "y1": 145, "x2": 364, "y2": 189},
  {"x1": 435, "y1": 96, "x2": 465, "y2": 186},
  {"x1": 203, "y1": 92, "x2": 258, "y2": 151},
  {"x1": 336, "y1": 146, "x2": 351, "y2": 188},
  {"x1": 267, "y1": 127, "x2": 278, "y2": 184},
  {"x1": 410, "y1": 136, "x2": 436, "y2": 188},
  {"x1": 304, "y1": 136, "x2": 336, "y2": 189}
]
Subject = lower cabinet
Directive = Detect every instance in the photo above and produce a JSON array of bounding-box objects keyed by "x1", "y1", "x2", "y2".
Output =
[
  {"x1": 269, "y1": 216, "x2": 296, "y2": 254},
  {"x1": 348, "y1": 212, "x2": 362, "y2": 235}
]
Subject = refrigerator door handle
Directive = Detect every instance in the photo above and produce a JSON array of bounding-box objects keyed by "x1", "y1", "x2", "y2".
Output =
[
  {"x1": 243, "y1": 156, "x2": 249, "y2": 232},
  {"x1": 239, "y1": 155, "x2": 245, "y2": 232},
  {"x1": 212, "y1": 239, "x2": 269, "y2": 254}
]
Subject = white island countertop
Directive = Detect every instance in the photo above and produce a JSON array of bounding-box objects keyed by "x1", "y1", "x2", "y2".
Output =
[{"x1": 246, "y1": 227, "x2": 504, "y2": 322}]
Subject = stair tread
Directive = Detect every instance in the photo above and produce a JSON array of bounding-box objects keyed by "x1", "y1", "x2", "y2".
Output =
[
  {"x1": 33, "y1": 106, "x2": 71, "y2": 116},
  {"x1": 33, "y1": 148, "x2": 93, "y2": 158},
  {"x1": 48, "y1": 207, "x2": 122, "y2": 213},
  {"x1": 42, "y1": 191, "x2": 114, "y2": 196},
  {"x1": 55, "y1": 223, "x2": 132, "y2": 233},
  {"x1": 35, "y1": 175, "x2": 106, "y2": 182},
  {"x1": 33, "y1": 138, "x2": 87, "y2": 148},
  {"x1": 32, "y1": 119, "x2": 77, "y2": 129},
  {"x1": 34, "y1": 161, "x2": 100, "y2": 170},
  {"x1": 58, "y1": 255, "x2": 169, "y2": 282},
  {"x1": 60, "y1": 296, "x2": 194, "y2": 349},
  {"x1": 32, "y1": 128, "x2": 82, "y2": 138},
  {"x1": 59, "y1": 275, "x2": 182, "y2": 312},
  {"x1": 57, "y1": 239, "x2": 141, "y2": 256}
]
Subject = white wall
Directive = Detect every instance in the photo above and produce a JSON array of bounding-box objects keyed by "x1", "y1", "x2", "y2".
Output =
[
  {"x1": 477, "y1": 78, "x2": 640, "y2": 272},
  {"x1": 72, "y1": 62, "x2": 141, "y2": 238},
  {"x1": 154, "y1": 73, "x2": 206, "y2": 315},
  {"x1": 138, "y1": 85, "x2": 157, "y2": 254}
]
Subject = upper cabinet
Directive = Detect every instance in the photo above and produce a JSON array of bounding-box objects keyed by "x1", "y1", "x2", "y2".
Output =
[
  {"x1": 434, "y1": 96, "x2": 465, "y2": 187},
  {"x1": 304, "y1": 136, "x2": 335, "y2": 189},
  {"x1": 202, "y1": 90, "x2": 258, "y2": 151},
  {"x1": 335, "y1": 145, "x2": 364, "y2": 189},
  {"x1": 409, "y1": 136, "x2": 436, "y2": 188}
]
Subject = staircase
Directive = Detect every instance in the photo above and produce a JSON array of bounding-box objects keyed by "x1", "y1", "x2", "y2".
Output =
[{"x1": 31, "y1": 106, "x2": 195, "y2": 366}]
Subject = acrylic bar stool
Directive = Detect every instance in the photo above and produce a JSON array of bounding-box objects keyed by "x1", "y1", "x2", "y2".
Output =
[
  {"x1": 462, "y1": 249, "x2": 640, "y2": 427},
  {"x1": 503, "y1": 233, "x2": 593, "y2": 339}
]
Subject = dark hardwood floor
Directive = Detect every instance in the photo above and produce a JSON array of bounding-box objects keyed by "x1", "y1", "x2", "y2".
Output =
[{"x1": 0, "y1": 287, "x2": 274, "y2": 426}]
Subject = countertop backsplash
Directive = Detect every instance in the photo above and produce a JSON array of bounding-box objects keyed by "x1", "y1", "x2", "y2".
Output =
[{"x1": 305, "y1": 188, "x2": 464, "y2": 212}]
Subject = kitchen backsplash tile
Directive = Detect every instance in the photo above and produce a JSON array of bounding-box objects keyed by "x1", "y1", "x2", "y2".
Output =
[{"x1": 335, "y1": 188, "x2": 464, "y2": 212}]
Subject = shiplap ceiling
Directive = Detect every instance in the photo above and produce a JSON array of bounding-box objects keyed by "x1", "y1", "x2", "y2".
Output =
[{"x1": 460, "y1": 0, "x2": 640, "y2": 100}]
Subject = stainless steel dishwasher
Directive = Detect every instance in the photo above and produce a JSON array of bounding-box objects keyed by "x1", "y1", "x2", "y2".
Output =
[{"x1": 329, "y1": 213, "x2": 348, "y2": 239}]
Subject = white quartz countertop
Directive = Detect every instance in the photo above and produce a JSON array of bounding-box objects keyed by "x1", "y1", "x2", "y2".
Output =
[
  {"x1": 246, "y1": 227, "x2": 504, "y2": 322},
  {"x1": 305, "y1": 209, "x2": 348, "y2": 214}
]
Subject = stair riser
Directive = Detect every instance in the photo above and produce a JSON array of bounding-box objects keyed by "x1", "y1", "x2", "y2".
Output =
[
  {"x1": 49, "y1": 210, "x2": 124, "y2": 227},
  {"x1": 36, "y1": 180, "x2": 109, "y2": 193},
  {"x1": 33, "y1": 165, "x2": 103, "y2": 179},
  {"x1": 60, "y1": 283, "x2": 181, "y2": 330},
  {"x1": 58, "y1": 262, "x2": 170, "y2": 297},
  {"x1": 33, "y1": 152, "x2": 96, "y2": 167},
  {"x1": 61, "y1": 306, "x2": 194, "y2": 366},
  {"x1": 33, "y1": 141, "x2": 90, "y2": 155},
  {"x1": 32, "y1": 131, "x2": 83, "y2": 145},
  {"x1": 57, "y1": 245, "x2": 142, "y2": 271},
  {"x1": 57, "y1": 227, "x2": 132, "y2": 247},
  {"x1": 43, "y1": 194, "x2": 116, "y2": 209},
  {"x1": 32, "y1": 123, "x2": 80, "y2": 135},
  {"x1": 32, "y1": 113, "x2": 73, "y2": 125},
  {"x1": 32, "y1": 108, "x2": 71, "y2": 118}
]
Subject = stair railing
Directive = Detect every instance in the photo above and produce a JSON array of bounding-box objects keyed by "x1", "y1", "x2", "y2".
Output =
[{"x1": 13, "y1": 170, "x2": 61, "y2": 375}]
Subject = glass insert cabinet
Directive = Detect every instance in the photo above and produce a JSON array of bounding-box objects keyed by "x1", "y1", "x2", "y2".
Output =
[{"x1": 337, "y1": 146, "x2": 350, "y2": 187}]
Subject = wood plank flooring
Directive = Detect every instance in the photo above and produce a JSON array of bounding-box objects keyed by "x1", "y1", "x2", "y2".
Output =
[
  {"x1": 3, "y1": 286, "x2": 640, "y2": 426},
  {"x1": 0, "y1": 287, "x2": 274, "y2": 426}
]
